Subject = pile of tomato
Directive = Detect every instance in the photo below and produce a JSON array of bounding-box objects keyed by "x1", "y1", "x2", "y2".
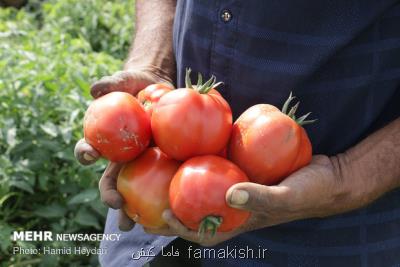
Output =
[{"x1": 83, "y1": 69, "x2": 315, "y2": 236}]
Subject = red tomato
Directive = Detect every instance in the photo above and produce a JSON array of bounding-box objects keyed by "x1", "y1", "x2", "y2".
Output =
[
  {"x1": 218, "y1": 147, "x2": 228, "y2": 158},
  {"x1": 228, "y1": 94, "x2": 314, "y2": 185},
  {"x1": 117, "y1": 147, "x2": 180, "y2": 229},
  {"x1": 287, "y1": 127, "x2": 312, "y2": 175},
  {"x1": 169, "y1": 155, "x2": 250, "y2": 235},
  {"x1": 84, "y1": 91, "x2": 151, "y2": 162},
  {"x1": 137, "y1": 83, "x2": 173, "y2": 116},
  {"x1": 151, "y1": 69, "x2": 232, "y2": 161}
]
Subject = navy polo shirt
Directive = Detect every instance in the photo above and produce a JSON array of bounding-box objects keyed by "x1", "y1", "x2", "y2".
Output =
[{"x1": 100, "y1": 1, "x2": 400, "y2": 266}]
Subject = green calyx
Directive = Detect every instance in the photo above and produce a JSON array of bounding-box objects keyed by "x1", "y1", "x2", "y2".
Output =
[
  {"x1": 142, "y1": 100, "x2": 152, "y2": 108},
  {"x1": 281, "y1": 92, "x2": 317, "y2": 126},
  {"x1": 198, "y1": 216, "x2": 223, "y2": 240},
  {"x1": 185, "y1": 68, "x2": 223, "y2": 94}
]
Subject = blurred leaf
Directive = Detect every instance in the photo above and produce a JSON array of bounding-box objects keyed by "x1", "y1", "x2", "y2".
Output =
[
  {"x1": 44, "y1": 81, "x2": 58, "y2": 92},
  {"x1": 55, "y1": 151, "x2": 75, "y2": 161},
  {"x1": 69, "y1": 109, "x2": 80, "y2": 124},
  {"x1": 0, "y1": 192, "x2": 19, "y2": 207},
  {"x1": 0, "y1": 224, "x2": 13, "y2": 252},
  {"x1": 68, "y1": 188, "x2": 98, "y2": 205},
  {"x1": 71, "y1": 72, "x2": 90, "y2": 92},
  {"x1": 60, "y1": 126, "x2": 73, "y2": 144},
  {"x1": 89, "y1": 200, "x2": 107, "y2": 218},
  {"x1": 39, "y1": 254, "x2": 59, "y2": 267},
  {"x1": 33, "y1": 203, "x2": 67, "y2": 218},
  {"x1": 40, "y1": 122, "x2": 58, "y2": 137},
  {"x1": 9, "y1": 180, "x2": 33, "y2": 194},
  {"x1": 74, "y1": 207, "x2": 101, "y2": 229},
  {"x1": 6, "y1": 127, "x2": 17, "y2": 148},
  {"x1": 39, "y1": 140, "x2": 60, "y2": 151},
  {"x1": 38, "y1": 174, "x2": 50, "y2": 191}
]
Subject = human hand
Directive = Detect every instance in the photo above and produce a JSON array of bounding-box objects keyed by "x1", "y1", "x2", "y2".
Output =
[
  {"x1": 74, "y1": 69, "x2": 173, "y2": 231},
  {"x1": 146, "y1": 155, "x2": 358, "y2": 246}
]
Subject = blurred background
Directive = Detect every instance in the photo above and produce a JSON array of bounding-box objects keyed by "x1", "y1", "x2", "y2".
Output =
[{"x1": 0, "y1": 0, "x2": 135, "y2": 266}]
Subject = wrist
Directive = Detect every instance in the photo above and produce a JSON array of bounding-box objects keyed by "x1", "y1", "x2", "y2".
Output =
[{"x1": 329, "y1": 152, "x2": 378, "y2": 213}]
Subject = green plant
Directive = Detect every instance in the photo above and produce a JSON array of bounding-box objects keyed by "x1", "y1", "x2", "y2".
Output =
[{"x1": 0, "y1": 0, "x2": 135, "y2": 266}]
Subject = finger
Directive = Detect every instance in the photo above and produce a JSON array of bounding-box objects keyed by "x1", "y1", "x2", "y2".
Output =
[
  {"x1": 161, "y1": 210, "x2": 198, "y2": 241},
  {"x1": 99, "y1": 162, "x2": 124, "y2": 209},
  {"x1": 74, "y1": 139, "x2": 101, "y2": 165},
  {"x1": 226, "y1": 182, "x2": 290, "y2": 212},
  {"x1": 90, "y1": 71, "x2": 151, "y2": 98},
  {"x1": 90, "y1": 75, "x2": 118, "y2": 98},
  {"x1": 118, "y1": 209, "x2": 135, "y2": 232}
]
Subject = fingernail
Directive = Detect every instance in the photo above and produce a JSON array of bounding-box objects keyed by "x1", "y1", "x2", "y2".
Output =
[
  {"x1": 132, "y1": 214, "x2": 139, "y2": 222},
  {"x1": 230, "y1": 190, "x2": 249, "y2": 205},
  {"x1": 162, "y1": 210, "x2": 172, "y2": 220},
  {"x1": 83, "y1": 153, "x2": 95, "y2": 161}
]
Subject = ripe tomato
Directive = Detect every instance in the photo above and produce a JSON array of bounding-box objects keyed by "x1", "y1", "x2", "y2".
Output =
[
  {"x1": 151, "y1": 69, "x2": 232, "y2": 161},
  {"x1": 228, "y1": 93, "x2": 314, "y2": 185},
  {"x1": 288, "y1": 127, "x2": 312, "y2": 174},
  {"x1": 117, "y1": 147, "x2": 180, "y2": 229},
  {"x1": 84, "y1": 91, "x2": 151, "y2": 162},
  {"x1": 137, "y1": 83, "x2": 173, "y2": 116},
  {"x1": 169, "y1": 155, "x2": 250, "y2": 236}
]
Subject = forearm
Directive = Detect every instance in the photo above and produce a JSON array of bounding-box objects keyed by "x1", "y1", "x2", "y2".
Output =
[
  {"x1": 125, "y1": 0, "x2": 177, "y2": 83},
  {"x1": 335, "y1": 117, "x2": 400, "y2": 210}
]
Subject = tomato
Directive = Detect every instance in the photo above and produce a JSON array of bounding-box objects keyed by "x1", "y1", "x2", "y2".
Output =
[
  {"x1": 137, "y1": 83, "x2": 173, "y2": 116},
  {"x1": 218, "y1": 147, "x2": 228, "y2": 158},
  {"x1": 288, "y1": 127, "x2": 312, "y2": 174},
  {"x1": 151, "y1": 69, "x2": 232, "y2": 161},
  {"x1": 169, "y1": 155, "x2": 250, "y2": 236},
  {"x1": 117, "y1": 147, "x2": 180, "y2": 229},
  {"x1": 228, "y1": 93, "x2": 314, "y2": 185},
  {"x1": 84, "y1": 91, "x2": 151, "y2": 162}
]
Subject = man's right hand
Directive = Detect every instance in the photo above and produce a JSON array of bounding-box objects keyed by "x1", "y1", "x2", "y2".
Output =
[{"x1": 74, "y1": 69, "x2": 173, "y2": 231}]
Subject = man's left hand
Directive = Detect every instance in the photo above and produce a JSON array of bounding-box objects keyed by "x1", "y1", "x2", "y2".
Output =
[{"x1": 146, "y1": 155, "x2": 361, "y2": 246}]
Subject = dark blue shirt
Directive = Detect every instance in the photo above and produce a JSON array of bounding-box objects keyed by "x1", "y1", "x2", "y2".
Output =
[{"x1": 100, "y1": 1, "x2": 400, "y2": 266}]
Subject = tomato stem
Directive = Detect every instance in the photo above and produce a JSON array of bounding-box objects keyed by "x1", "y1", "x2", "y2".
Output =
[
  {"x1": 185, "y1": 68, "x2": 194, "y2": 89},
  {"x1": 198, "y1": 216, "x2": 223, "y2": 240},
  {"x1": 196, "y1": 72, "x2": 203, "y2": 88},
  {"x1": 282, "y1": 92, "x2": 317, "y2": 126},
  {"x1": 142, "y1": 100, "x2": 152, "y2": 108},
  {"x1": 184, "y1": 68, "x2": 223, "y2": 94}
]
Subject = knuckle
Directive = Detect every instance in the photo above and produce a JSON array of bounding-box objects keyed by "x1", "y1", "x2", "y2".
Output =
[
  {"x1": 99, "y1": 193, "x2": 109, "y2": 206},
  {"x1": 99, "y1": 191, "x2": 118, "y2": 208},
  {"x1": 115, "y1": 70, "x2": 130, "y2": 80}
]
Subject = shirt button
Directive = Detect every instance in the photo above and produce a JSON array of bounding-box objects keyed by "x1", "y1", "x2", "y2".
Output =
[{"x1": 221, "y1": 10, "x2": 232, "y2": 22}]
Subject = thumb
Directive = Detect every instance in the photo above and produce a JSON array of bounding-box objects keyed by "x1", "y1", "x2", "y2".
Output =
[{"x1": 226, "y1": 182, "x2": 289, "y2": 212}]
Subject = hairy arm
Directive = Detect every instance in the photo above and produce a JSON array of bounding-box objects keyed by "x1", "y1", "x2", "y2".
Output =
[
  {"x1": 332, "y1": 118, "x2": 400, "y2": 213},
  {"x1": 125, "y1": 0, "x2": 177, "y2": 84}
]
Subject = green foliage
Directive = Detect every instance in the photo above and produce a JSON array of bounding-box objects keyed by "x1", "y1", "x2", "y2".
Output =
[{"x1": 0, "y1": 0, "x2": 135, "y2": 266}]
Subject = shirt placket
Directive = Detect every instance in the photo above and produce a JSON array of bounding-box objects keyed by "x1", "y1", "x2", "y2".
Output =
[{"x1": 209, "y1": 1, "x2": 241, "y2": 101}]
